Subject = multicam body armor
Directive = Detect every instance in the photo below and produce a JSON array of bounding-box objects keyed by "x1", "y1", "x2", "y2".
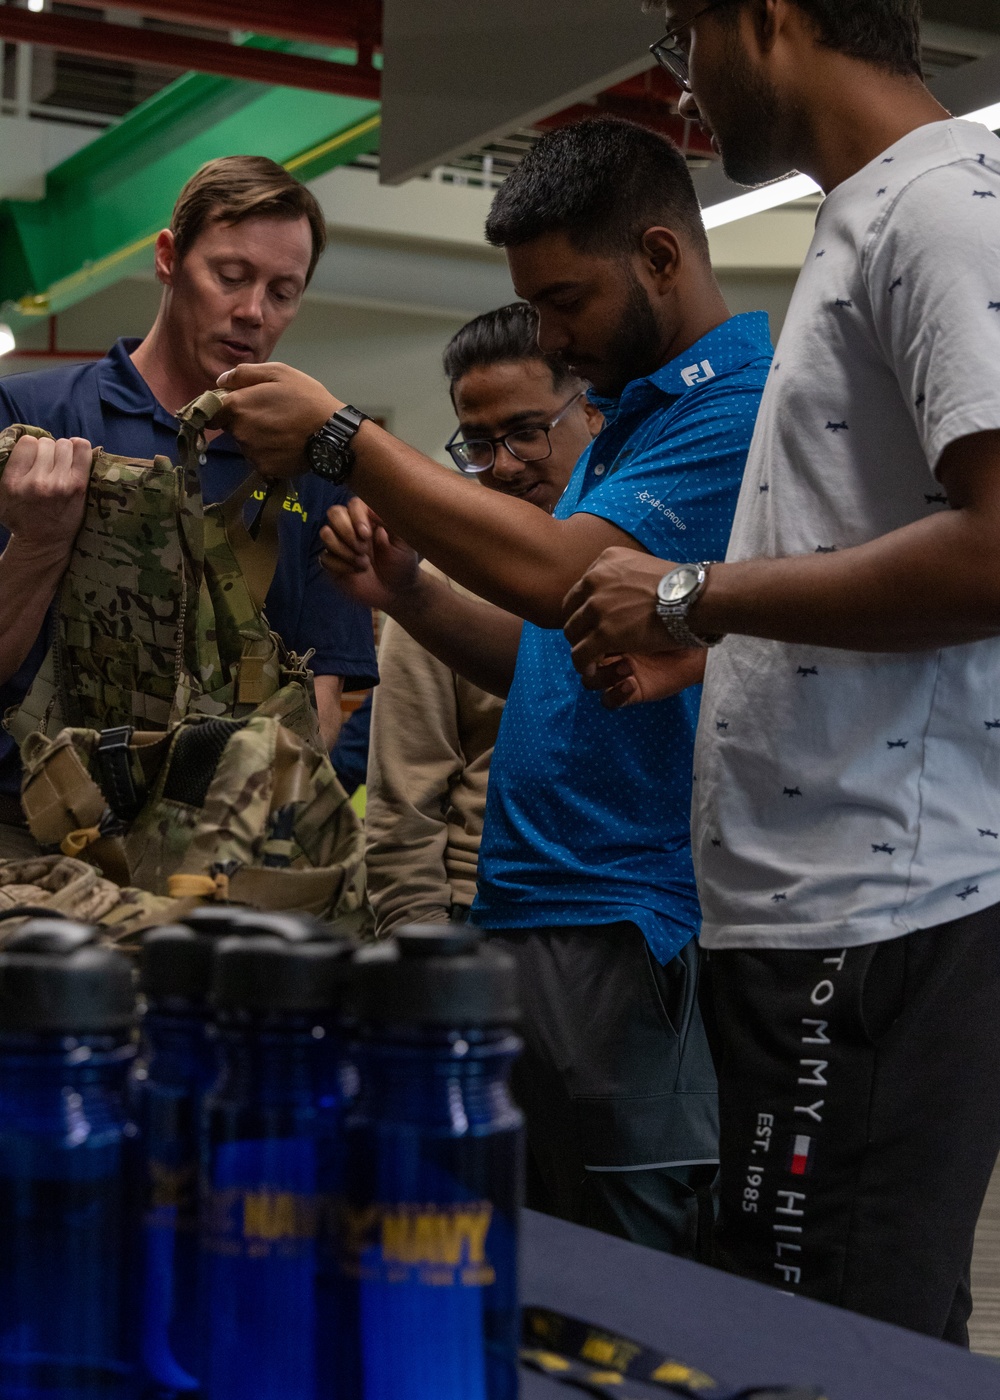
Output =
[
  {"x1": 0, "y1": 393, "x2": 367, "y2": 928},
  {"x1": 1, "y1": 392, "x2": 316, "y2": 745}
]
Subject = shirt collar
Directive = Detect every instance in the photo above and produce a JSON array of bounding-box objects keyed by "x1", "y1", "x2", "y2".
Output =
[
  {"x1": 589, "y1": 311, "x2": 773, "y2": 419},
  {"x1": 96, "y1": 336, "x2": 243, "y2": 456}
]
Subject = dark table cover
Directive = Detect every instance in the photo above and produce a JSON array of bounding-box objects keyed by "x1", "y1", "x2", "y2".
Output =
[{"x1": 519, "y1": 1209, "x2": 1000, "y2": 1400}]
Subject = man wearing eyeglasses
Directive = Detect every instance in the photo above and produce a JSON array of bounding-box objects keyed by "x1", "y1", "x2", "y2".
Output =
[
  {"x1": 213, "y1": 116, "x2": 772, "y2": 1257},
  {"x1": 365, "y1": 302, "x2": 601, "y2": 937},
  {"x1": 560, "y1": 0, "x2": 1000, "y2": 1343}
]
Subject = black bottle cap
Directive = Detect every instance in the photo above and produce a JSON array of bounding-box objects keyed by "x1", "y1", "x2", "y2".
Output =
[
  {"x1": 178, "y1": 908, "x2": 259, "y2": 938},
  {"x1": 0, "y1": 919, "x2": 135, "y2": 1034},
  {"x1": 141, "y1": 910, "x2": 351, "y2": 1005},
  {"x1": 210, "y1": 911, "x2": 356, "y2": 1014},
  {"x1": 345, "y1": 924, "x2": 519, "y2": 1028},
  {"x1": 140, "y1": 911, "x2": 246, "y2": 1006}
]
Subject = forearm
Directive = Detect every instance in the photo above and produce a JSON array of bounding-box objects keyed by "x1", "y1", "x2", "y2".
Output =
[
  {"x1": 313, "y1": 674, "x2": 344, "y2": 749},
  {"x1": 389, "y1": 570, "x2": 522, "y2": 699},
  {"x1": 351, "y1": 426, "x2": 582, "y2": 626},
  {"x1": 694, "y1": 508, "x2": 1000, "y2": 652},
  {"x1": 0, "y1": 538, "x2": 69, "y2": 686}
]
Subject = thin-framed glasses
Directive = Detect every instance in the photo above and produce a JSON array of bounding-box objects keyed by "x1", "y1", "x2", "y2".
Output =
[
  {"x1": 650, "y1": 0, "x2": 741, "y2": 91},
  {"x1": 446, "y1": 391, "x2": 586, "y2": 475}
]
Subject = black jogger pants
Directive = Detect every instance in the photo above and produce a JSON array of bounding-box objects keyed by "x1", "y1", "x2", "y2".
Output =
[{"x1": 702, "y1": 901, "x2": 1000, "y2": 1344}]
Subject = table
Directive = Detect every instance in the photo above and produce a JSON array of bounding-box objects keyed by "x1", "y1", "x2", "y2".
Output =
[{"x1": 519, "y1": 1209, "x2": 1000, "y2": 1400}]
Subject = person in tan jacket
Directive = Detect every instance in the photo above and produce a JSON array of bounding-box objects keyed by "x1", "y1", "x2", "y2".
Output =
[
  {"x1": 364, "y1": 302, "x2": 600, "y2": 936},
  {"x1": 365, "y1": 564, "x2": 504, "y2": 933}
]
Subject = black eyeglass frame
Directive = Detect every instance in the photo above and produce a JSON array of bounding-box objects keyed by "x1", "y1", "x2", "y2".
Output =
[
  {"x1": 649, "y1": 0, "x2": 742, "y2": 91},
  {"x1": 446, "y1": 391, "x2": 587, "y2": 475}
]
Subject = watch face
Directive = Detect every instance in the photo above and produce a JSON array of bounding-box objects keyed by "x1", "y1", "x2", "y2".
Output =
[
  {"x1": 308, "y1": 432, "x2": 343, "y2": 480},
  {"x1": 658, "y1": 565, "x2": 700, "y2": 606}
]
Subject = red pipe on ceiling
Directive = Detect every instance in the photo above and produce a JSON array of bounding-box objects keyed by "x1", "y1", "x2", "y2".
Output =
[
  {"x1": 0, "y1": 8, "x2": 381, "y2": 99},
  {"x1": 68, "y1": 0, "x2": 381, "y2": 51}
]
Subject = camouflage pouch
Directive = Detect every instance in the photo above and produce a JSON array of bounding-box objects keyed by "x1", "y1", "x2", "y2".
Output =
[
  {"x1": 1, "y1": 391, "x2": 320, "y2": 748},
  {"x1": 18, "y1": 712, "x2": 368, "y2": 926}
]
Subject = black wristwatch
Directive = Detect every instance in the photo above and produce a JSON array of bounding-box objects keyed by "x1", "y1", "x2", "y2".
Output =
[{"x1": 306, "y1": 405, "x2": 370, "y2": 483}]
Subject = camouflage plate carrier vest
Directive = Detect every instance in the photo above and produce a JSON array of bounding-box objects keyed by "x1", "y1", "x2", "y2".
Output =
[
  {"x1": 2, "y1": 391, "x2": 316, "y2": 744},
  {"x1": 0, "y1": 393, "x2": 367, "y2": 928}
]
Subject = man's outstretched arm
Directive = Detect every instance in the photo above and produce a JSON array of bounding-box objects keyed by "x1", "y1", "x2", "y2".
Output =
[
  {"x1": 215, "y1": 362, "x2": 641, "y2": 629},
  {"x1": 0, "y1": 436, "x2": 90, "y2": 687},
  {"x1": 321, "y1": 500, "x2": 523, "y2": 699},
  {"x1": 564, "y1": 430, "x2": 1000, "y2": 687},
  {"x1": 386, "y1": 571, "x2": 523, "y2": 700}
]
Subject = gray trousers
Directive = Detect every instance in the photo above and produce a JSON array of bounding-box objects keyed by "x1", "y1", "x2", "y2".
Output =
[{"x1": 486, "y1": 922, "x2": 719, "y2": 1259}]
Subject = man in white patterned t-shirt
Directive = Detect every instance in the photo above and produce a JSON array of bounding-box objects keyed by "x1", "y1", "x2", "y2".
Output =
[{"x1": 562, "y1": 0, "x2": 1000, "y2": 1344}]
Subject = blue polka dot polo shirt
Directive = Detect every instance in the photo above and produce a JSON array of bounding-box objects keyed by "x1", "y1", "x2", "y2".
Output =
[{"x1": 472, "y1": 312, "x2": 773, "y2": 964}]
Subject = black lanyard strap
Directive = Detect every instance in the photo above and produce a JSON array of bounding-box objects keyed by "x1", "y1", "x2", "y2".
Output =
[{"x1": 521, "y1": 1307, "x2": 828, "y2": 1400}]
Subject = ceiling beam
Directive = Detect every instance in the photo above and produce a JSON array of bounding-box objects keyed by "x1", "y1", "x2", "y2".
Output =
[
  {"x1": 0, "y1": 8, "x2": 380, "y2": 99},
  {"x1": 379, "y1": 0, "x2": 664, "y2": 185},
  {"x1": 69, "y1": 0, "x2": 381, "y2": 51}
]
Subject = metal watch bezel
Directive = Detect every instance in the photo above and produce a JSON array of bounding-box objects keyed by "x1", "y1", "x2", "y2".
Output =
[
  {"x1": 656, "y1": 563, "x2": 705, "y2": 610},
  {"x1": 654, "y1": 561, "x2": 722, "y2": 648}
]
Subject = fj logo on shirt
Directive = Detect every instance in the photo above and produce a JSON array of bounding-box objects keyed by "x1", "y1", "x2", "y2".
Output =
[{"x1": 681, "y1": 359, "x2": 717, "y2": 388}]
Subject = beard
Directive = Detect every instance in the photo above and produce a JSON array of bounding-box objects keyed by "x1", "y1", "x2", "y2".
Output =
[
  {"x1": 584, "y1": 267, "x2": 664, "y2": 400},
  {"x1": 711, "y1": 28, "x2": 806, "y2": 188}
]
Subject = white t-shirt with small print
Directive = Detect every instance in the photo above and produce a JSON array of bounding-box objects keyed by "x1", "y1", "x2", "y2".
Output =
[{"x1": 694, "y1": 118, "x2": 1000, "y2": 949}]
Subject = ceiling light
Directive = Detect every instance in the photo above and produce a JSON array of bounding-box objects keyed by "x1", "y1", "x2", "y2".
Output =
[
  {"x1": 26, "y1": 0, "x2": 44, "y2": 12},
  {"x1": 0, "y1": 325, "x2": 15, "y2": 358},
  {"x1": 966, "y1": 101, "x2": 1000, "y2": 132},
  {"x1": 702, "y1": 100, "x2": 1000, "y2": 230},
  {"x1": 701, "y1": 173, "x2": 820, "y2": 230}
]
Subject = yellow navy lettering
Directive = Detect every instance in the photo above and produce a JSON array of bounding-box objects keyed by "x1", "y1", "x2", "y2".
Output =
[{"x1": 344, "y1": 1200, "x2": 496, "y2": 1287}]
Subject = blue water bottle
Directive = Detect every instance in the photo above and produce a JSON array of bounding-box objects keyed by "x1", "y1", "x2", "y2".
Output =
[
  {"x1": 0, "y1": 918, "x2": 137, "y2": 1400},
  {"x1": 339, "y1": 925, "x2": 523, "y2": 1400},
  {"x1": 200, "y1": 915, "x2": 353, "y2": 1400},
  {"x1": 133, "y1": 908, "x2": 253, "y2": 1398}
]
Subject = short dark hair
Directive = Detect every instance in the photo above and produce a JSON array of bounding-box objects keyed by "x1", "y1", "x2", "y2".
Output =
[
  {"x1": 484, "y1": 117, "x2": 709, "y2": 260},
  {"x1": 443, "y1": 302, "x2": 579, "y2": 392},
  {"x1": 723, "y1": 0, "x2": 922, "y2": 78},
  {"x1": 171, "y1": 155, "x2": 327, "y2": 284}
]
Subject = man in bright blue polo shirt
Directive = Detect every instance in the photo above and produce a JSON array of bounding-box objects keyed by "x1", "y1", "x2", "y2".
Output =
[
  {"x1": 213, "y1": 118, "x2": 772, "y2": 1258},
  {"x1": 0, "y1": 156, "x2": 376, "y2": 847}
]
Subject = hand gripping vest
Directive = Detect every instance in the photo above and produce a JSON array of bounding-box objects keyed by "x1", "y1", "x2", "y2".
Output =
[
  {"x1": 0, "y1": 394, "x2": 368, "y2": 928},
  {"x1": 1, "y1": 391, "x2": 315, "y2": 745}
]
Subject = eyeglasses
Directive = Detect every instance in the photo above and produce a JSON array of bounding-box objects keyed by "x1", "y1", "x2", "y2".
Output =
[
  {"x1": 650, "y1": 0, "x2": 741, "y2": 91},
  {"x1": 446, "y1": 392, "x2": 585, "y2": 475}
]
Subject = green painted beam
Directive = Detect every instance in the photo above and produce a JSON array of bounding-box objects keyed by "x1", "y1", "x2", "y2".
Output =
[{"x1": 0, "y1": 37, "x2": 380, "y2": 335}]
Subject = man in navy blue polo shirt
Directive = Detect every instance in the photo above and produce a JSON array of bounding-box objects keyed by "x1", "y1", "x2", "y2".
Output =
[
  {"x1": 213, "y1": 118, "x2": 772, "y2": 1258},
  {"x1": 0, "y1": 155, "x2": 376, "y2": 844}
]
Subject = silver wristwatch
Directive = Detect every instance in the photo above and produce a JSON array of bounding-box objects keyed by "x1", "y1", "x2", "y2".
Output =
[{"x1": 655, "y1": 562, "x2": 723, "y2": 649}]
